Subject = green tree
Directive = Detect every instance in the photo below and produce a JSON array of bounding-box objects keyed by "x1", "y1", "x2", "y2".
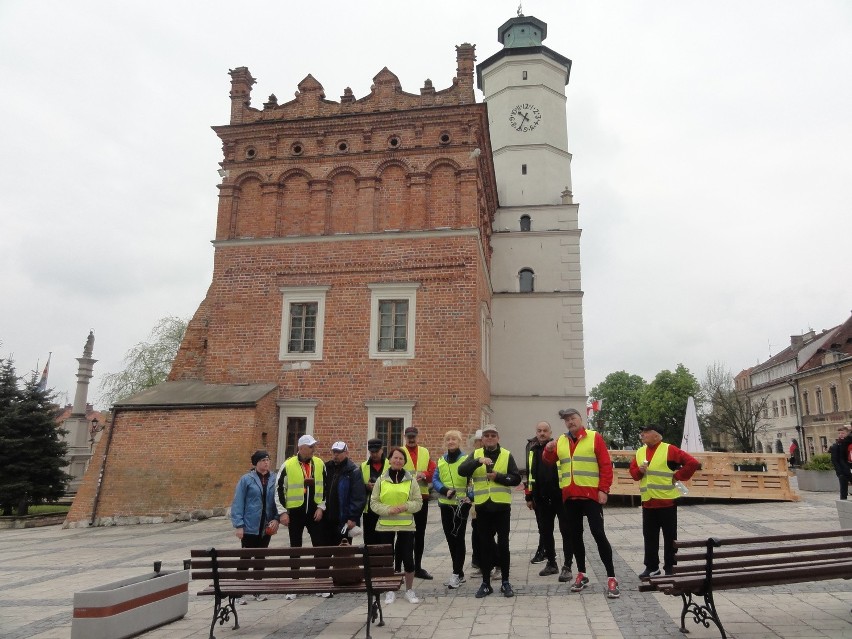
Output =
[
  {"x1": 0, "y1": 358, "x2": 71, "y2": 515},
  {"x1": 99, "y1": 316, "x2": 187, "y2": 406},
  {"x1": 589, "y1": 371, "x2": 647, "y2": 448},
  {"x1": 702, "y1": 362, "x2": 768, "y2": 453},
  {"x1": 636, "y1": 363, "x2": 701, "y2": 445}
]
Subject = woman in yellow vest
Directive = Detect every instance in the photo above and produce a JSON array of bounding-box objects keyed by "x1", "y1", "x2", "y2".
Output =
[
  {"x1": 370, "y1": 446, "x2": 423, "y2": 605},
  {"x1": 432, "y1": 430, "x2": 473, "y2": 589}
]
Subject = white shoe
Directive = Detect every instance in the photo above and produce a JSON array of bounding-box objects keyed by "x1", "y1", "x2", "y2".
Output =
[
  {"x1": 285, "y1": 594, "x2": 297, "y2": 600},
  {"x1": 446, "y1": 573, "x2": 462, "y2": 589},
  {"x1": 384, "y1": 590, "x2": 395, "y2": 605},
  {"x1": 252, "y1": 594, "x2": 268, "y2": 602},
  {"x1": 315, "y1": 592, "x2": 332, "y2": 598},
  {"x1": 405, "y1": 589, "x2": 420, "y2": 604}
]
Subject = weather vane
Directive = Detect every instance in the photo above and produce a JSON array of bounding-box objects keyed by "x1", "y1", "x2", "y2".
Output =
[{"x1": 517, "y1": 3, "x2": 523, "y2": 17}]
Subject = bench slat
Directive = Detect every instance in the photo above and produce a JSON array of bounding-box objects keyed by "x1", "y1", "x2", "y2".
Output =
[{"x1": 674, "y1": 528, "x2": 851, "y2": 549}]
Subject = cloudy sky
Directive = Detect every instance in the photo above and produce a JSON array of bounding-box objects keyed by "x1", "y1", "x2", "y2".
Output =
[{"x1": 1, "y1": 1, "x2": 850, "y2": 407}]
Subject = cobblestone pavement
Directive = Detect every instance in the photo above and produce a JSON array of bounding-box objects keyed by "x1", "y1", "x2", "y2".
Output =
[{"x1": 1, "y1": 487, "x2": 851, "y2": 639}]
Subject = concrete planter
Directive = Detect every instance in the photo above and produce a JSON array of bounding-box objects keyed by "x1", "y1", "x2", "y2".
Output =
[
  {"x1": 838, "y1": 499, "x2": 852, "y2": 530},
  {"x1": 795, "y1": 469, "x2": 837, "y2": 492},
  {"x1": 71, "y1": 567, "x2": 189, "y2": 639}
]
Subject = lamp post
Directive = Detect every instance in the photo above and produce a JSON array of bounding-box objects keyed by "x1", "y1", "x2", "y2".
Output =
[{"x1": 89, "y1": 417, "x2": 103, "y2": 452}]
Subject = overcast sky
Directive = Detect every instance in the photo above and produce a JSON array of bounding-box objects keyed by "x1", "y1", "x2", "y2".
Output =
[{"x1": 1, "y1": 1, "x2": 850, "y2": 408}]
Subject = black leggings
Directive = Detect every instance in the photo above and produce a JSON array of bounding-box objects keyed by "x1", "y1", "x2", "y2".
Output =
[
  {"x1": 564, "y1": 499, "x2": 615, "y2": 577},
  {"x1": 382, "y1": 531, "x2": 415, "y2": 573},
  {"x1": 439, "y1": 502, "x2": 470, "y2": 576}
]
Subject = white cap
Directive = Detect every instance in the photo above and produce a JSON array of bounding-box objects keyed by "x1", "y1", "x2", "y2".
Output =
[
  {"x1": 331, "y1": 441, "x2": 348, "y2": 452},
  {"x1": 474, "y1": 429, "x2": 483, "y2": 440},
  {"x1": 298, "y1": 434, "x2": 318, "y2": 447}
]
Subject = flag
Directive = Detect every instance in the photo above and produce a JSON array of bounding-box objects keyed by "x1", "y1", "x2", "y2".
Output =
[
  {"x1": 586, "y1": 398, "x2": 602, "y2": 416},
  {"x1": 36, "y1": 352, "x2": 51, "y2": 392}
]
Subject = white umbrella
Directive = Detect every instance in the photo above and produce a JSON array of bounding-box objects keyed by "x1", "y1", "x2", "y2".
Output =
[{"x1": 680, "y1": 396, "x2": 704, "y2": 452}]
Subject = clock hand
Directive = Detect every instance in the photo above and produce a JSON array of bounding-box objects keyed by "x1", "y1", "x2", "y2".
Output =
[{"x1": 521, "y1": 112, "x2": 530, "y2": 124}]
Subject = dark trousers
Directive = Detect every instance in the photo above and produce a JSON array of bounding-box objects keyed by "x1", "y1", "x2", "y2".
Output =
[
  {"x1": 642, "y1": 505, "x2": 678, "y2": 572},
  {"x1": 287, "y1": 507, "x2": 324, "y2": 548},
  {"x1": 239, "y1": 532, "x2": 272, "y2": 578},
  {"x1": 564, "y1": 499, "x2": 615, "y2": 577},
  {"x1": 363, "y1": 510, "x2": 380, "y2": 545},
  {"x1": 382, "y1": 531, "x2": 414, "y2": 573},
  {"x1": 534, "y1": 496, "x2": 570, "y2": 564},
  {"x1": 476, "y1": 508, "x2": 511, "y2": 585},
  {"x1": 439, "y1": 502, "x2": 470, "y2": 576},
  {"x1": 396, "y1": 499, "x2": 429, "y2": 571},
  {"x1": 471, "y1": 516, "x2": 481, "y2": 567},
  {"x1": 839, "y1": 476, "x2": 850, "y2": 500}
]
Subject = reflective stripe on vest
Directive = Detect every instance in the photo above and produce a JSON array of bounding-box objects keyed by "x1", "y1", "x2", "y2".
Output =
[
  {"x1": 437, "y1": 454, "x2": 468, "y2": 505},
  {"x1": 361, "y1": 459, "x2": 389, "y2": 512},
  {"x1": 636, "y1": 444, "x2": 680, "y2": 501},
  {"x1": 471, "y1": 447, "x2": 512, "y2": 505},
  {"x1": 377, "y1": 476, "x2": 414, "y2": 527},
  {"x1": 403, "y1": 445, "x2": 431, "y2": 496},
  {"x1": 527, "y1": 448, "x2": 535, "y2": 488},
  {"x1": 556, "y1": 431, "x2": 600, "y2": 489},
  {"x1": 284, "y1": 456, "x2": 324, "y2": 508}
]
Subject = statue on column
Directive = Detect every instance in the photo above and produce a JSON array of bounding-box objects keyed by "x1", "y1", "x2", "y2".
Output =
[{"x1": 84, "y1": 331, "x2": 95, "y2": 358}]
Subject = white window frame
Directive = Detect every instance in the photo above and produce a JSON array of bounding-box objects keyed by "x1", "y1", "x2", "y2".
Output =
[
  {"x1": 279, "y1": 286, "x2": 330, "y2": 361},
  {"x1": 276, "y1": 400, "x2": 318, "y2": 465},
  {"x1": 365, "y1": 400, "x2": 416, "y2": 441},
  {"x1": 368, "y1": 283, "x2": 419, "y2": 360}
]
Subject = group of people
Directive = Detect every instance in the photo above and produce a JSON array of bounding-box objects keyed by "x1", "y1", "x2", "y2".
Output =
[{"x1": 230, "y1": 408, "x2": 700, "y2": 604}]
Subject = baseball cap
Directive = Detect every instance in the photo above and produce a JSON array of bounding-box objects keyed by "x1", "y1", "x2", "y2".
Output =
[
  {"x1": 367, "y1": 438, "x2": 383, "y2": 452},
  {"x1": 404, "y1": 426, "x2": 418, "y2": 436},
  {"x1": 481, "y1": 424, "x2": 499, "y2": 434},
  {"x1": 558, "y1": 408, "x2": 581, "y2": 419},
  {"x1": 473, "y1": 429, "x2": 483, "y2": 440},
  {"x1": 298, "y1": 434, "x2": 318, "y2": 447},
  {"x1": 331, "y1": 441, "x2": 348, "y2": 452}
]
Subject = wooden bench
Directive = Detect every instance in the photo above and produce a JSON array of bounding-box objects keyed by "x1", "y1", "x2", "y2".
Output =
[
  {"x1": 639, "y1": 529, "x2": 852, "y2": 638},
  {"x1": 190, "y1": 544, "x2": 402, "y2": 639}
]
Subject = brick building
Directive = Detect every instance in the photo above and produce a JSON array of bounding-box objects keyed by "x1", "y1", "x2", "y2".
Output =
[{"x1": 67, "y1": 14, "x2": 586, "y2": 525}]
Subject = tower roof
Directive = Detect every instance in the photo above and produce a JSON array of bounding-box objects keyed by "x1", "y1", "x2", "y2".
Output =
[{"x1": 497, "y1": 15, "x2": 547, "y2": 48}]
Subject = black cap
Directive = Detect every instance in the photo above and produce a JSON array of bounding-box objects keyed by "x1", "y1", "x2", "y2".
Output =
[
  {"x1": 404, "y1": 426, "x2": 418, "y2": 436},
  {"x1": 251, "y1": 450, "x2": 270, "y2": 465},
  {"x1": 640, "y1": 425, "x2": 664, "y2": 435},
  {"x1": 367, "y1": 438, "x2": 383, "y2": 451}
]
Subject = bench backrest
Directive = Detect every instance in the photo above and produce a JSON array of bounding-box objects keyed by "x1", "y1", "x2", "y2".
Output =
[{"x1": 190, "y1": 544, "x2": 394, "y2": 585}]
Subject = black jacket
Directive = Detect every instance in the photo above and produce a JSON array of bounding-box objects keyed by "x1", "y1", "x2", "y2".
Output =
[
  {"x1": 524, "y1": 437, "x2": 561, "y2": 503},
  {"x1": 458, "y1": 444, "x2": 521, "y2": 513}
]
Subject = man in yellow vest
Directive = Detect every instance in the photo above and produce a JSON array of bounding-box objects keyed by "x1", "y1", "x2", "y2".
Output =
[
  {"x1": 361, "y1": 438, "x2": 388, "y2": 545},
  {"x1": 402, "y1": 426, "x2": 436, "y2": 579},
  {"x1": 629, "y1": 425, "x2": 699, "y2": 578},
  {"x1": 275, "y1": 434, "x2": 326, "y2": 549},
  {"x1": 543, "y1": 408, "x2": 620, "y2": 598},
  {"x1": 459, "y1": 424, "x2": 521, "y2": 598}
]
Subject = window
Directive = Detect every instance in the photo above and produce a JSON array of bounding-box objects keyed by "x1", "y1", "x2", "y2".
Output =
[
  {"x1": 774, "y1": 439, "x2": 784, "y2": 453},
  {"x1": 366, "y1": 401, "x2": 415, "y2": 447},
  {"x1": 830, "y1": 385, "x2": 839, "y2": 413},
  {"x1": 521, "y1": 164, "x2": 527, "y2": 175},
  {"x1": 815, "y1": 388, "x2": 824, "y2": 415},
  {"x1": 369, "y1": 283, "x2": 419, "y2": 360},
  {"x1": 279, "y1": 286, "x2": 329, "y2": 361},
  {"x1": 762, "y1": 405, "x2": 769, "y2": 419},
  {"x1": 520, "y1": 214, "x2": 531, "y2": 231},
  {"x1": 802, "y1": 391, "x2": 810, "y2": 416},
  {"x1": 820, "y1": 436, "x2": 828, "y2": 453},
  {"x1": 790, "y1": 395, "x2": 797, "y2": 415},
  {"x1": 519, "y1": 268, "x2": 535, "y2": 293},
  {"x1": 772, "y1": 400, "x2": 779, "y2": 418},
  {"x1": 276, "y1": 400, "x2": 318, "y2": 464},
  {"x1": 522, "y1": 70, "x2": 528, "y2": 80},
  {"x1": 780, "y1": 398, "x2": 787, "y2": 417},
  {"x1": 806, "y1": 436, "x2": 815, "y2": 457}
]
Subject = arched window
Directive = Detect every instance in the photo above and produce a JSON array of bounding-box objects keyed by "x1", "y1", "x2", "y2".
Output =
[
  {"x1": 520, "y1": 214, "x2": 531, "y2": 232},
  {"x1": 774, "y1": 439, "x2": 784, "y2": 454},
  {"x1": 519, "y1": 268, "x2": 535, "y2": 293},
  {"x1": 815, "y1": 388, "x2": 824, "y2": 415}
]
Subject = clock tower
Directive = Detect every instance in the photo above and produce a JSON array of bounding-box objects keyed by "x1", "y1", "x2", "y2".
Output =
[{"x1": 478, "y1": 14, "x2": 587, "y2": 455}]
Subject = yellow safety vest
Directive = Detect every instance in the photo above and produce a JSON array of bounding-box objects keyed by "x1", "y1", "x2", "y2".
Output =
[
  {"x1": 436, "y1": 454, "x2": 468, "y2": 505},
  {"x1": 471, "y1": 447, "x2": 512, "y2": 505},
  {"x1": 377, "y1": 476, "x2": 415, "y2": 527},
  {"x1": 283, "y1": 456, "x2": 325, "y2": 509},
  {"x1": 556, "y1": 430, "x2": 600, "y2": 489},
  {"x1": 403, "y1": 445, "x2": 431, "y2": 496},
  {"x1": 636, "y1": 444, "x2": 680, "y2": 501},
  {"x1": 361, "y1": 459, "x2": 389, "y2": 513}
]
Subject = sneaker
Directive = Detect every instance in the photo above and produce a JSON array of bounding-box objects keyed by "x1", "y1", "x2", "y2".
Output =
[
  {"x1": 252, "y1": 594, "x2": 268, "y2": 602},
  {"x1": 530, "y1": 548, "x2": 546, "y2": 564},
  {"x1": 570, "y1": 572, "x2": 589, "y2": 592},
  {"x1": 446, "y1": 573, "x2": 462, "y2": 589},
  {"x1": 492, "y1": 566, "x2": 501, "y2": 579},
  {"x1": 470, "y1": 564, "x2": 482, "y2": 576},
  {"x1": 500, "y1": 580, "x2": 515, "y2": 598},
  {"x1": 384, "y1": 590, "x2": 395, "y2": 605},
  {"x1": 474, "y1": 583, "x2": 493, "y2": 598},
  {"x1": 285, "y1": 594, "x2": 297, "y2": 600},
  {"x1": 239, "y1": 596, "x2": 248, "y2": 605},
  {"x1": 639, "y1": 568, "x2": 662, "y2": 580},
  {"x1": 404, "y1": 589, "x2": 420, "y2": 604},
  {"x1": 607, "y1": 577, "x2": 620, "y2": 599},
  {"x1": 414, "y1": 568, "x2": 433, "y2": 580},
  {"x1": 539, "y1": 561, "x2": 559, "y2": 577},
  {"x1": 558, "y1": 565, "x2": 572, "y2": 582},
  {"x1": 315, "y1": 592, "x2": 332, "y2": 598}
]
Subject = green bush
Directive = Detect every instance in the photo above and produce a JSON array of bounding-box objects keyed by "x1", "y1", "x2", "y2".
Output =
[{"x1": 802, "y1": 453, "x2": 833, "y2": 471}]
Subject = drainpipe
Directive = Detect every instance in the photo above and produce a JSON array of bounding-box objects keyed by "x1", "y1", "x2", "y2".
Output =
[
  {"x1": 90, "y1": 405, "x2": 119, "y2": 526},
  {"x1": 787, "y1": 379, "x2": 805, "y2": 464}
]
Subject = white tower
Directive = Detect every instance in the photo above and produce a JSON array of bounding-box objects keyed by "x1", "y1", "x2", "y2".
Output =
[{"x1": 478, "y1": 15, "x2": 587, "y2": 456}]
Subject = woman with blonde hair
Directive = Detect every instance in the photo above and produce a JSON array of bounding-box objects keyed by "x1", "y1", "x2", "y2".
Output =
[
  {"x1": 432, "y1": 430, "x2": 472, "y2": 589},
  {"x1": 370, "y1": 446, "x2": 423, "y2": 604}
]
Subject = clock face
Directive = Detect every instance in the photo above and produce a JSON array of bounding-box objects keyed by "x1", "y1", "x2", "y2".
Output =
[{"x1": 509, "y1": 103, "x2": 542, "y2": 132}]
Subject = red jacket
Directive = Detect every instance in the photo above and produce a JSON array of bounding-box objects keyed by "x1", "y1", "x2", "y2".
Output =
[
  {"x1": 542, "y1": 428, "x2": 613, "y2": 501},
  {"x1": 629, "y1": 443, "x2": 700, "y2": 509}
]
